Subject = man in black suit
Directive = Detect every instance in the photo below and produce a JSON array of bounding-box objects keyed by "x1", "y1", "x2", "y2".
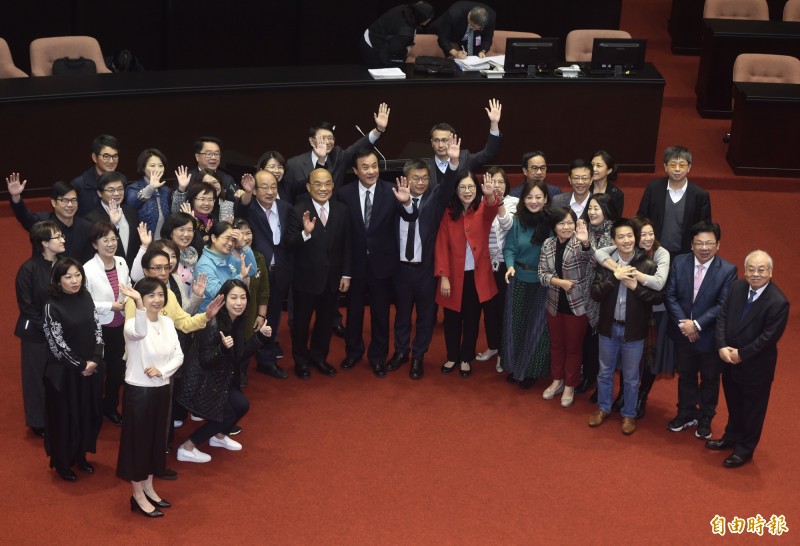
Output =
[
  {"x1": 664, "y1": 221, "x2": 737, "y2": 440},
  {"x1": 85, "y1": 171, "x2": 141, "y2": 269},
  {"x1": 637, "y1": 146, "x2": 712, "y2": 255},
  {"x1": 509, "y1": 151, "x2": 562, "y2": 200},
  {"x1": 710, "y1": 250, "x2": 790, "y2": 468},
  {"x1": 188, "y1": 136, "x2": 240, "y2": 201},
  {"x1": 388, "y1": 138, "x2": 462, "y2": 379},
  {"x1": 285, "y1": 168, "x2": 352, "y2": 380},
  {"x1": 236, "y1": 169, "x2": 293, "y2": 379},
  {"x1": 337, "y1": 148, "x2": 417, "y2": 377},
  {"x1": 283, "y1": 103, "x2": 391, "y2": 204},
  {"x1": 425, "y1": 98, "x2": 501, "y2": 190},
  {"x1": 71, "y1": 134, "x2": 127, "y2": 217},
  {"x1": 429, "y1": 1, "x2": 496, "y2": 58}
]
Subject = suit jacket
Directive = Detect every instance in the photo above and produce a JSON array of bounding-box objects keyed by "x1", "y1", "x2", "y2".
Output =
[
  {"x1": 10, "y1": 198, "x2": 94, "y2": 263},
  {"x1": 715, "y1": 280, "x2": 790, "y2": 385},
  {"x1": 636, "y1": 177, "x2": 712, "y2": 254},
  {"x1": 83, "y1": 253, "x2": 131, "y2": 325},
  {"x1": 71, "y1": 166, "x2": 128, "y2": 218},
  {"x1": 85, "y1": 204, "x2": 142, "y2": 269},
  {"x1": 234, "y1": 198, "x2": 294, "y2": 292},
  {"x1": 428, "y1": 1, "x2": 496, "y2": 56},
  {"x1": 551, "y1": 192, "x2": 590, "y2": 221},
  {"x1": 664, "y1": 254, "x2": 737, "y2": 353},
  {"x1": 424, "y1": 133, "x2": 501, "y2": 190},
  {"x1": 283, "y1": 134, "x2": 373, "y2": 204},
  {"x1": 591, "y1": 182, "x2": 625, "y2": 218},
  {"x1": 337, "y1": 180, "x2": 417, "y2": 280},
  {"x1": 285, "y1": 200, "x2": 352, "y2": 295}
]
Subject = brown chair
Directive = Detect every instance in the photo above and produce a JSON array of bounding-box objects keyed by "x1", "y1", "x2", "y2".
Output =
[
  {"x1": 564, "y1": 30, "x2": 632, "y2": 63},
  {"x1": 486, "y1": 30, "x2": 541, "y2": 57},
  {"x1": 29, "y1": 36, "x2": 112, "y2": 76},
  {"x1": 405, "y1": 34, "x2": 445, "y2": 63},
  {"x1": 703, "y1": 0, "x2": 769, "y2": 20},
  {"x1": 784, "y1": 0, "x2": 800, "y2": 21},
  {"x1": 0, "y1": 37, "x2": 28, "y2": 78}
]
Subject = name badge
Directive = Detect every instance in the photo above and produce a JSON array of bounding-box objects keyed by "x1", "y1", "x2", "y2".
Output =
[{"x1": 475, "y1": 36, "x2": 481, "y2": 47}]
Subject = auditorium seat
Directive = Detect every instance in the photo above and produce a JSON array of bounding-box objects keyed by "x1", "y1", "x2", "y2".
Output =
[
  {"x1": 487, "y1": 30, "x2": 541, "y2": 57},
  {"x1": 405, "y1": 34, "x2": 444, "y2": 63},
  {"x1": 564, "y1": 30, "x2": 632, "y2": 63},
  {"x1": 703, "y1": 0, "x2": 769, "y2": 20},
  {"x1": 784, "y1": 0, "x2": 800, "y2": 21},
  {"x1": 0, "y1": 38, "x2": 27, "y2": 78},
  {"x1": 29, "y1": 36, "x2": 112, "y2": 76}
]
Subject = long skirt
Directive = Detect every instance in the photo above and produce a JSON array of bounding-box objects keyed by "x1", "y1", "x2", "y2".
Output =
[
  {"x1": 501, "y1": 277, "x2": 550, "y2": 381},
  {"x1": 116, "y1": 383, "x2": 170, "y2": 482},
  {"x1": 648, "y1": 310, "x2": 676, "y2": 375}
]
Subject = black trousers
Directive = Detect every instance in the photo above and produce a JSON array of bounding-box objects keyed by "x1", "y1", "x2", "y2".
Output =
[
  {"x1": 721, "y1": 368, "x2": 773, "y2": 458},
  {"x1": 292, "y1": 285, "x2": 338, "y2": 367},
  {"x1": 393, "y1": 262, "x2": 437, "y2": 360},
  {"x1": 480, "y1": 264, "x2": 507, "y2": 353},
  {"x1": 102, "y1": 324, "x2": 125, "y2": 415},
  {"x1": 189, "y1": 387, "x2": 249, "y2": 446},
  {"x1": 443, "y1": 270, "x2": 482, "y2": 363},
  {"x1": 257, "y1": 267, "x2": 290, "y2": 367},
  {"x1": 675, "y1": 343, "x2": 722, "y2": 420},
  {"x1": 581, "y1": 327, "x2": 600, "y2": 384},
  {"x1": 345, "y1": 272, "x2": 392, "y2": 366}
]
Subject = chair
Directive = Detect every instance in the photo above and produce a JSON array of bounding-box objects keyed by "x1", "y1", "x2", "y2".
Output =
[
  {"x1": 784, "y1": 0, "x2": 800, "y2": 21},
  {"x1": 486, "y1": 30, "x2": 541, "y2": 57},
  {"x1": 0, "y1": 37, "x2": 28, "y2": 78},
  {"x1": 564, "y1": 30, "x2": 631, "y2": 63},
  {"x1": 703, "y1": 0, "x2": 769, "y2": 20},
  {"x1": 29, "y1": 36, "x2": 112, "y2": 76},
  {"x1": 405, "y1": 34, "x2": 444, "y2": 64}
]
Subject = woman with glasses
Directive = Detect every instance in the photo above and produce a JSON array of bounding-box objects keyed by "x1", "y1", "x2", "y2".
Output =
[
  {"x1": 84, "y1": 221, "x2": 131, "y2": 427},
  {"x1": 172, "y1": 180, "x2": 222, "y2": 238},
  {"x1": 125, "y1": 149, "x2": 171, "y2": 239},
  {"x1": 256, "y1": 151, "x2": 289, "y2": 201}
]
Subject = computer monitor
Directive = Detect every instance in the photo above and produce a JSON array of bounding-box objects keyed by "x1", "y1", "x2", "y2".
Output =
[
  {"x1": 503, "y1": 37, "x2": 560, "y2": 74},
  {"x1": 590, "y1": 38, "x2": 647, "y2": 74}
]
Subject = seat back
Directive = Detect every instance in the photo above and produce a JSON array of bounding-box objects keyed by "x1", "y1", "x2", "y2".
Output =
[
  {"x1": 784, "y1": 0, "x2": 800, "y2": 21},
  {"x1": 486, "y1": 30, "x2": 541, "y2": 57},
  {"x1": 405, "y1": 34, "x2": 444, "y2": 63},
  {"x1": 703, "y1": 0, "x2": 769, "y2": 20},
  {"x1": 733, "y1": 53, "x2": 800, "y2": 84},
  {"x1": 0, "y1": 37, "x2": 28, "y2": 78},
  {"x1": 30, "y1": 36, "x2": 112, "y2": 76},
  {"x1": 564, "y1": 29, "x2": 631, "y2": 63}
]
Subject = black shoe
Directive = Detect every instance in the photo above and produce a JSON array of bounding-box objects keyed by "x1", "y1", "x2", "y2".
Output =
[
  {"x1": 255, "y1": 362, "x2": 289, "y2": 379},
  {"x1": 695, "y1": 417, "x2": 712, "y2": 439},
  {"x1": 589, "y1": 389, "x2": 598, "y2": 403},
  {"x1": 295, "y1": 365, "x2": 311, "y2": 380},
  {"x1": 130, "y1": 496, "x2": 164, "y2": 518},
  {"x1": 410, "y1": 358, "x2": 424, "y2": 380},
  {"x1": 156, "y1": 467, "x2": 178, "y2": 480},
  {"x1": 705, "y1": 438, "x2": 734, "y2": 451},
  {"x1": 275, "y1": 342, "x2": 285, "y2": 360},
  {"x1": 56, "y1": 468, "x2": 77, "y2": 482},
  {"x1": 372, "y1": 363, "x2": 387, "y2": 378},
  {"x1": 575, "y1": 377, "x2": 593, "y2": 394},
  {"x1": 29, "y1": 426, "x2": 45, "y2": 437},
  {"x1": 341, "y1": 357, "x2": 359, "y2": 369},
  {"x1": 76, "y1": 458, "x2": 94, "y2": 473},
  {"x1": 104, "y1": 411, "x2": 123, "y2": 426},
  {"x1": 635, "y1": 394, "x2": 648, "y2": 420},
  {"x1": 314, "y1": 361, "x2": 337, "y2": 377},
  {"x1": 611, "y1": 390, "x2": 625, "y2": 412},
  {"x1": 441, "y1": 361, "x2": 457, "y2": 374},
  {"x1": 723, "y1": 453, "x2": 751, "y2": 468},
  {"x1": 144, "y1": 493, "x2": 171, "y2": 508},
  {"x1": 229, "y1": 425, "x2": 242, "y2": 436},
  {"x1": 459, "y1": 362, "x2": 472, "y2": 378},
  {"x1": 519, "y1": 377, "x2": 536, "y2": 389},
  {"x1": 506, "y1": 372, "x2": 517, "y2": 383},
  {"x1": 667, "y1": 415, "x2": 698, "y2": 432},
  {"x1": 332, "y1": 324, "x2": 346, "y2": 338},
  {"x1": 385, "y1": 352, "x2": 409, "y2": 372}
]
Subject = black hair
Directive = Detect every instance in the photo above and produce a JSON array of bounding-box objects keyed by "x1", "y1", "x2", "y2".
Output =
[
  {"x1": 194, "y1": 136, "x2": 222, "y2": 154},
  {"x1": 30, "y1": 220, "x2": 60, "y2": 252},
  {"x1": 141, "y1": 248, "x2": 170, "y2": 271},
  {"x1": 447, "y1": 171, "x2": 481, "y2": 220},
  {"x1": 690, "y1": 220, "x2": 721, "y2": 241},
  {"x1": 160, "y1": 212, "x2": 197, "y2": 240},
  {"x1": 97, "y1": 171, "x2": 125, "y2": 192},
  {"x1": 92, "y1": 135, "x2": 119, "y2": 155},
  {"x1": 591, "y1": 150, "x2": 618, "y2": 182},
  {"x1": 256, "y1": 150, "x2": 286, "y2": 170},
  {"x1": 587, "y1": 193, "x2": 619, "y2": 223},
  {"x1": 516, "y1": 180, "x2": 551, "y2": 245},
  {"x1": 50, "y1": 181, "x2": 76, "y2": 200},
  {"x1": 49, "y1": 257, "x2": 86, "y2": 297},
  {"x1": 137, "y1": 148, "x2": 167, "y2": 176},
  {"x1": 485, "y1": 166, "x2": 510, "y2": 197},
  {"x1": 133, "y1": 276, "x2": 169, "y2": 307}
]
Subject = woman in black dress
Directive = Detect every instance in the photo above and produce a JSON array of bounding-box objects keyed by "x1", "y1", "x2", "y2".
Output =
[{"x1": 42, "y1": 257, "x2": 104, "y2": 482}]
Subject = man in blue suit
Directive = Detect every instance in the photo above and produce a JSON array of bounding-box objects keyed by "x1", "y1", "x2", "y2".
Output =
[
  {"x1": 337, "y1": 148, "x2": 417, "y2": 377},
  {"x1": 664, "y1": 221, "x2": 737, "y2": 439}
]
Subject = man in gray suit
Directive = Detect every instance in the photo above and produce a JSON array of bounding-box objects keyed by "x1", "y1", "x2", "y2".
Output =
[{"x1": 551, "y1": 158, "x2": 593, "y2": 221}]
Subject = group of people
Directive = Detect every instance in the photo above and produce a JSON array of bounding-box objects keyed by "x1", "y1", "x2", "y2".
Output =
[{"x1": 9, "y1": 99, "x2": 790, "y2": 520}]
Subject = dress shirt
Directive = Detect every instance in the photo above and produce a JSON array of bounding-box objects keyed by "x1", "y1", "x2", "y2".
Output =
[
  {"x1": 464, "y1": 241, "x2": 475, "y2": 271},
  {"x1": 256, "y1": 200, "x2": 281, "y2": 251},
  {"x1": 748, "y1": 283, "x2": 767, "y2": 302},
  {"x1": 302, "y1": 200, "x2": 330, "y2": 241},
  {"x1": 667, "y1": 179, "x2": 688, "y2": 204},
  {"x1": 570, "y1": 193, "x2": 590, "y2": 219}
]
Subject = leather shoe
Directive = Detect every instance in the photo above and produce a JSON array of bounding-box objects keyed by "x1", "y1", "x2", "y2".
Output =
[
  {"x1": 314, "y1": 361, "x2": 337, "y2": 377},
  {"x1": 385, "y1": 352, "x2": 409, "y2": 372},
  {"x1": 705, "y1": 438, "x2": 734, "y2": 451},
  {"x1": 76, "y1": 458, "x2": 94, "y2": 473},
  {"x1": 372, "y1": 363, "x2": 387, "y2": 378},
  {"x1": 295, "y1": 365, "x2": 311, "y2": 380},
  {"x1": 105, "y1": 411, "x2": 123, "y2": 426},
  {"x1": 410, "y1": 358, "x2": 424, "y2": 380},
  {"x1": 341, "y1": 357, "x2": 359, "y2": 369},
  {"x1": 459, "y1": 361, "x2": 472, "y2": 378},
  {"x1": 588, "y1": 409, "x2": 609, "y2": 427},
  {"x1": 145, "y1": 493, "x2": 171, "y2": 508},
  {"x1": 29, "y1": 426, "x2": 45, "y2": 437},
  {"x1": 255, "y1": 362, "x2": 289, "y2": 379},
  {"x1": 575, "y1": 377, "x2": 593, "y2": 394},
  {"x1": 332, "y1": 324, "x2": 346, "y2": 338},
  {"x1": 130, "y1": 496, "x2": 164, "y2": 518},
  {"x1": 621, "y1": 417, "x2": 636, "y2": 435},
  {"x1": 56, "y1": 468, "x2": 77, "y2": 482},
  {"x1": 156, "y1": 467, "x2": 178, "y2": 480},
  {"x1": 723, "y1": 453, "x2": 751, "y2": 468},
  {"x1": 441, "y1": 361, "x2": 457, "y2": 374}
]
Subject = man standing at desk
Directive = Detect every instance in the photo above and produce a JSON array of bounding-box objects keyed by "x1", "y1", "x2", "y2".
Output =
[{"x1": 429, "y1": 1, "x2": 496, "y2": 59}]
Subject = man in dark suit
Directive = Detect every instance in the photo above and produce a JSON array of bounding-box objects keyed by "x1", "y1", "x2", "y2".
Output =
[
  {"x1": 429, "y1": 1, "x2": 496, "y2": 58},
  {"x1": 190, "y1": 136, "x2": 240, "y2": 201},
  {"x1": 283, "y1": 103, "x2": 391, "y2": 204},
  {"x1": 551, "y1": 158, "x2": 593, "y2": 221},
  {"x1": 710, "y1": 250, "x2": 789, "y2": 468},
  {"x1": 425, "y1": 99, "x2": 501, "y2": 190},
  {"x1": 71, "y1": 134, "x2": 127, "y2": 217},
  {"x1": 337, "y1": 148, "x2": 417, "y2": 377},
  {"x1": 637, "y1": 146, "x2": 712, "y2": 255},
  {"x1": 509, "y1": 151, "x2": 562, "y2": 200},
  {"x1": 85, "y1": 171, "x2": 141, "y2": 269},
  {"x1": 388, "y1": 139, "x2": 462, "y2": 379},
  {"x1": 664, "y1": 221, "x2": 737, "y2": 440},
  {"x1": 284, "y1": 169, "x2": 352, "y2": 380},
  {"x1": 236, "y1": 169, "x2": 293, "y2": 379}
]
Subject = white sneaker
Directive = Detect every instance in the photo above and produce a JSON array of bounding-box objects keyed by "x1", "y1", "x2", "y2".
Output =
[
  {"x1": 495, "y1": 357, "x2": 503, "y2": 373},
  {"x1": 542, "y1": 380, "x2": 565, "y2": 400},
  {"x1": 176, "y1": 446, "x2": 211, "y2": 463},
  {"x1": 475, "y1": 348, "x2": 498, "y2": 361},
  {"x1": 173, "y1": 420, "x2": 183, "y2": 428},
  {"x1": 190, "y1": 414, "x2": 204, "y2": 422},
  {"x1": 209, "y1": 435, "x2": 242, "y2": 451}
]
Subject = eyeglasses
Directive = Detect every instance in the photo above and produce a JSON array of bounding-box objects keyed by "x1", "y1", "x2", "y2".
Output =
[
  {"x1": 692, "y1": 241, "x2": 717, "y2": 248},
  {"x1": 667, "y1": 161, "x2": 689, "y2": 169},
  {"x1": 99, "y1": 153, "x2": 119, "y2": 162},
  {"x1": 194, "y1": 197, "x2": 215, "y2": 203},
  {"x1": 256, "y1": 185, "x2": 277, "y2": 192},
  {"x1": 527, "y1": 165, "x2": 547, "y2": 172},
  {"x1": 49, "y1": 234, "x2": 65, "y2": 240},
  {"x1": 56, "y1": 197, "x2": 78, "y2": 205},
  {"x1": 198, "y1": 151, "x2": 221, "y2": 159},
  {"x1": 570, "y1": 176, "x2": 591, "y2": 182},
  {"x1": 310, "y1": 182, "x2": 333, "y2": 188},
  {"x1": 315, "y1": 135, "x2": 335, "y2": 143},
  {"x1": 147, "y1": 265, "x2": 171, "y2": 272},
  {"x1": 103, "y1": 187, "x2": 125, "y2": 194},
  {"x1": 431, "y1": 138, "x2": 450, "y2": 144},
  {"x1": 458, "y1": 185, "x2": 476, "y2": 192},
  {"x1": 410, "y1": 176, "x2": 431, "y2": 183},
  {"x1": 745, "y1": 266, "x2": 771, "y2": 274}
]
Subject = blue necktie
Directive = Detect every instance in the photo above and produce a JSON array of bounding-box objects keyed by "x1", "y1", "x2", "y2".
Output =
[{"x1": 741, "y1": 289, "x2": 757, "y2": 317}]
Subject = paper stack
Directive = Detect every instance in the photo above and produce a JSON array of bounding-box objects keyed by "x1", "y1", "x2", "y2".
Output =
[{"x1": 368, "y1": 68, "x2": 406, "y2": 80}]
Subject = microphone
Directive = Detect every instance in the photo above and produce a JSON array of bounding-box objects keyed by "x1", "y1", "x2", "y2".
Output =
[{"x1": 355, "y1": 125, "x2": 388, "y2": 171}]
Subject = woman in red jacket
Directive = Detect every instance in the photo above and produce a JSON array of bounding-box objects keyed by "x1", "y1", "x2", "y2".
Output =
[{"x1": 435, "y1": 172, "x2": 500, "y2": 378}]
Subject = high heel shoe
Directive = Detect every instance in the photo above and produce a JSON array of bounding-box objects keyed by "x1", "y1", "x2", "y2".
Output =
[
  {"x1": 145, "y1": 493, "x2": 171, "y2": 508},
  {"x1": 440, "y1": 361, "x2": 457, "y2": 374},
  {"x1": 130, "y1": 496, "x2": 164, "y2": 518}
]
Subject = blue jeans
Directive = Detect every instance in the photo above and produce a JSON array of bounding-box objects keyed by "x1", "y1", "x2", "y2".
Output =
[{"x1": 598, "y1": 323, "x2": 644, "y2": 418}]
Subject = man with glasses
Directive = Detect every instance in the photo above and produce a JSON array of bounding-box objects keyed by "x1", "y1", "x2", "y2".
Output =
[
  {"x1": 664, "y1": 221, "x2": 737, "y2": 440},
  {"x1": 186, "y1": 136, "x2": 239, "y2": 201},
  {"x1": 637, "y1": 145, "x2": 712, "y2": 255},
  {"x1": 71, "y1": 135, "x2": 127, "y2": 217},
  {"x1": 85, "y1": 171, "x2": 141, "y2": 268},
  {"x1": 509, "y1": 151, "x2": 561, "y2": 199},
  {"x1": 551, "y1": 159, "x2": 593, "y2": 221},
  {"x1": 429, "y1": 2, "x2": 496, "y2": 59},
  {"x1": 283, "y1": 103, "x2": 391, "y2": 204}
]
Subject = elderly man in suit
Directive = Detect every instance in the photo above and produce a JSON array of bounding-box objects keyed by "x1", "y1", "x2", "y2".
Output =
[
  {"x1": 551, "y1": 159, "x2": 593, "y2": 221},
  {"x1": 284, "y1": 168, "x2": 352, "y2": 380},
  {"x1": 710, "y1": 250, "x2": 789, "y2": 468},
  {"x1": 338, "y1": 147, "x2": 417, "y2": 377},
  {"x1": 429, "y1": 1, "x2": 496, "y2": 58},
  {"x1": 637, "y1": 146, "x2": 712, "y2": 256},
  {"x1": 283, "y1": 103, "x2": 391, "y2": 204},
  {"x1": 664, "y1": 221, "x2": 737, "y2": 440}
]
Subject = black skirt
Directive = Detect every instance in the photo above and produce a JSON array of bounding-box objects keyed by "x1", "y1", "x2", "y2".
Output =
[{"x1": 116, "y1": 383, "x2": 170, "y2": 482}]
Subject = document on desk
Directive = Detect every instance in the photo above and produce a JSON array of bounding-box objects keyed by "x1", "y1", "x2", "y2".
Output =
[
  {"x1": 368, "y1": 68, "x2": 406, "y2": 80},
  {"x1": 455, "y1": 55, "x2": 504, "y2": 71}
]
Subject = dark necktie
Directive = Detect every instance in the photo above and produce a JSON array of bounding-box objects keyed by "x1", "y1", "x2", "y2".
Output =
[
  {"x1": 316, "y1": 162, "x2": 325, "y2": 170},
  {"x1": 466, "y1": 27, "x2": 474, "y2": 56},
  {"x1": 405, "y1": 197, "x2": 419, "y2": 262},
  {"x1": 741, "y1": 289, "x2": 757, "y2": 317},
  {"x1": 364, "y1": 189, "x2": 372, "y2": 230}
]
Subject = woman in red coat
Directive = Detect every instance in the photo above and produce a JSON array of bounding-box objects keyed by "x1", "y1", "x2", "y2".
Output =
[{"x1": 435, "y1": 172, "x2": 500, "y2": 377}]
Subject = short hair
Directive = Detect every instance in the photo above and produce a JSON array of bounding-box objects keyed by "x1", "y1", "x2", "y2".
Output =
[
  {"x1": 89, "y1": 220, "x2": 119, "y2": 242},
  {"x1": 256, "y1": 150, "x2": 286, "y2": 170},
  {"x1": 587, "y1": 192, "x2": 619, "y2": 223},
  {"x1": 468, "y1": 6, "x2": 489, "y2": 27},
  {"x1": 690, "y1": 220, "x2": 720, "y2": 241},
  {"x1": 591, "y1": 150, "x2": 618, "y2": 182},
  {"x1": 49, "y1": 257, "x2": 86, "y2": 296},
  {"x1": 141, "y1": 248, "x2": 170, "y2": 271},
  {"x1": 160, "y1": 212, "x2": 196, "y2": 240},
  {"x1": 521, "y1": 151, "x2": 547, "y2": 169},
  {"x1": 232, "y1": 217, "x2": 251, "y2": 232},
  {"x1": 97, "y1": 171, "x2": 125, "y2": 192},
  {"x1": 194, "y1": 136, "x2": 222, "y2": 154},
  {"x1": 207, "y1": 221, "x2": 234, "y2": 247},
  {"x1": 430, "y1": 123, "x2": 456, "y2": 137},
  {"x1": 133, "y1": 276, "x2": 169, "y2": 306},
  {"x1": 550, "y1": 206, "x2": 577, "y2": 229},
  {"x1": 611, "y1": 218, "x2": 637, "y2": 242},
  {"x1": 308, "y1": 122, "x2": 335, "y2": 139},
  {"x1": 186, "y1": 181, "x2": 218, "y2": 205},
  {"x1": 744, "y1": 250, "x2": 773, "y2": 270},
  {"x1": 151, "y1": 239, "x2": 179, "y2": 264},
  {"x1": 568, "y1": 158, "x2": 592, "y2": 176},
  {"x1": 198, "y1": 168, "x2": 222, "y2": 186},
  {"x1": 630, "y1": 216, "x2": 660, "y2": 253},
  {"x1": 92, "y1": 135, "x2": 119, "y2": 155},
  {"x1": 485, "y1": 166, "x2": 510, "y2": 196},
  {"x1": 137, "y1": 148, "x2": 167, "y2": 176},
  {"x1": 410, "y1": 1, "x2": 435, "y2": 24},
  {"x1": 403, "y1": 159, "x2": 429, "y2": 177},
  {"x1": 30, "y1": 220, "x2": 60, "y2": 252},
  {"x1": 663, "y1": 145, "x2": 692, "y2": 165},
  {"x1": 50, "y1": 181, "x2": 76, "y2": 200},
  {"x1": 352, "y1": 147, "x2": 378, "y2": 168}
]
